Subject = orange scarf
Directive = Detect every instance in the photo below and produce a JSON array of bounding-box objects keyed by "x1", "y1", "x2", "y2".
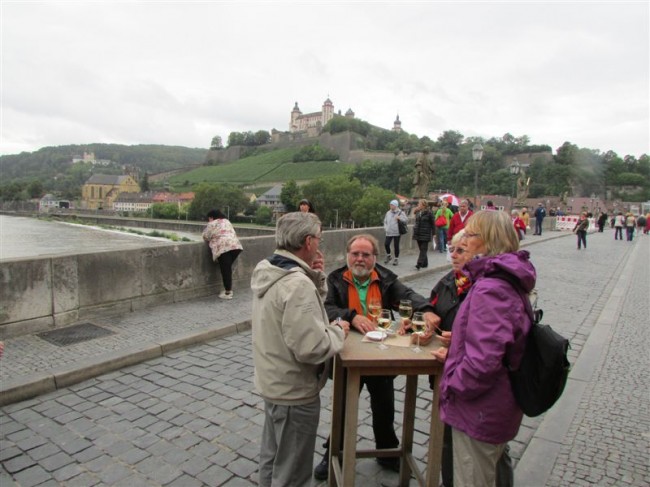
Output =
[{"x1": 343, "y1": 269, "x2": 383, "y2": 317}]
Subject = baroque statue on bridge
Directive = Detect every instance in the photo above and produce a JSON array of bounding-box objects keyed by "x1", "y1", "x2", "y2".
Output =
[{"x1": 413, "y1": 148, "x2": 433, "y2": 199}]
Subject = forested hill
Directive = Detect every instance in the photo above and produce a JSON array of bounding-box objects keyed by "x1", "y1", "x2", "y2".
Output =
[{"x1": 0, "y1": 143, "x2": 208, "y2": 182}]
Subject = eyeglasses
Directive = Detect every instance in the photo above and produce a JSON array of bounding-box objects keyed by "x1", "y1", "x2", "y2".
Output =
[
  {"x1": 463, "y1": 232, "x2": 481, "y2": 239},
  {"x1": 349, "y1": 251, "x2": 375, "y2": 259},
  {"x1": 448, "y1": 247, "x2": 467, "y2": 254},
  {"x1": 309, "y1": 235, "x2": 324, "y2": 243}
]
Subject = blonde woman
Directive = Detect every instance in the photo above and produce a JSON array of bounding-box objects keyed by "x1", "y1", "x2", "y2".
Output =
[{"x1": 433, "y1": 210, "x2": 536, "y2": 487}]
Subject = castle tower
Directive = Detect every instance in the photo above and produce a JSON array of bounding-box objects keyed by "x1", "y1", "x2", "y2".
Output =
[
  {"x1": 392, "y1": 114, "x2": 402, "y2": 133},
  {"x1": 322, "y1": 97, "x2": 334, "y2": 126},
  {"x1": 345, "y1": 108, "x2": 355, "y2": 118},
  {"x1": 290, "y1": 102, "x2": 302, "y2": 131}
]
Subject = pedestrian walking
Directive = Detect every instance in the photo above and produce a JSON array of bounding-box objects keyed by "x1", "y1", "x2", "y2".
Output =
[
  {"x1": 412, "y1": 199, "x2": 435, "y2": 270},
  {"x1": 533, "y1": 202, "x2": 546, "y2": 235},
  {"x1": 573, "y1": 211, "x2": 589, "y2": 250},
  {"x1": 434, "y1": 200, "x2": 454, "y2": 253},
  {"x1": 202, "y1": 209, "x2": 243, "y2": 300},
  {"x1": 251, "y1": 212, "x2": 349, "y2": 487},
  {"x1": 511, "y1": 209, "x2": 526, "y2": 241},
  {"x1": 597, "y1": 211, "x2": 608, "y2": 232},
  {"x1": 383, "y1": 199, "x2": 408, "y2": 266},
  {"x1": 614, "y1": 211, "x2": 625, "y2": 240},
  {"x1": 625, "y1": 212, "x2": 636, "y2": 241},
  {"x1": 448, "y1": 199, "x2": 473, "y2": 242}
]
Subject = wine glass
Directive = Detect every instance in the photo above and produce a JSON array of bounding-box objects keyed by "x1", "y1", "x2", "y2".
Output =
[
  {"x1": 411, "y1": 312, "x2": 426, "y2": 353},
  {"x1": 376, "y1": 309, "x2": 392, "y2": 350},
  {"x1": 368, "y1": 298, "x2": 382, "y2": 324},
  {"x1": 398, "y1": 299, "x2": 412, "y2": 329}
]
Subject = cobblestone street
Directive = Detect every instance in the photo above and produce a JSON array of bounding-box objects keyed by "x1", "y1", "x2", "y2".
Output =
[{"x1": 1, "y1": 230, "x2": 648, "y2": 486}]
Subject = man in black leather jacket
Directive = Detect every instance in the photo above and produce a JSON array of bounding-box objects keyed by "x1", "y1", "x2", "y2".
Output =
[{"x1": 313, "y1": 233, "x2": 438, "y2": 480}]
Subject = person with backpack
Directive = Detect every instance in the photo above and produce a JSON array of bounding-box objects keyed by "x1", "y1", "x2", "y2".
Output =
[
  {"x1": 430, "y1": 210, "x2": 537, "y2": 487},
  {"x1": 383, "y1": 199, "x2": 408, "y2": 266},
  {"x1": 399, "y1": 229, "x2": 514, "y2": 487},
  {"x1": 434, "y1": 200, "x2": 454, "y2": 253}
]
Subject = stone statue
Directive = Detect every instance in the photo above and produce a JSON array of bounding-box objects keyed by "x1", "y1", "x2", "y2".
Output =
[
  {"x1": 516, "y1": 169, "x2": 530, "y2": 204},
  {"x1": 413, "y1": 149, "x2": 432, "y2": 199}
]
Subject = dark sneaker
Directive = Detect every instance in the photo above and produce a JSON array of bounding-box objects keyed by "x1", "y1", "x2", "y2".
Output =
[
  {"x1": 377, "y1": 457, "x2": 400, "y2": 472},
  {"x1": 314, "y1": 454, "x2": 329, "y2": 480}
]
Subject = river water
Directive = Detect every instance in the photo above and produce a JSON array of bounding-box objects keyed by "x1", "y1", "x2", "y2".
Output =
[{"x1": 0, "y1": 215, "x2": 185, "y2": 261}]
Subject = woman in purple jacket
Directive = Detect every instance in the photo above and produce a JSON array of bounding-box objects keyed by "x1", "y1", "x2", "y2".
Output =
[{"x1": 432, "y1": 210, "x2": 537, "y2": 487}]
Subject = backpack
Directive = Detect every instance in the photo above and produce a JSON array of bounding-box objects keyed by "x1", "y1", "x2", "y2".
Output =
[
  {"x1": 397, "y1": 214, "x2": 408, "y2": 235},
  {"x1": 501, "y1": 277, "x2": 571, "y2": 417}
]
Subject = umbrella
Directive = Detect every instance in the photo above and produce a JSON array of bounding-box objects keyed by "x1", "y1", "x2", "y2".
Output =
[{"x1": 439, "y1": 193, "x2": 460, "y2": 207}]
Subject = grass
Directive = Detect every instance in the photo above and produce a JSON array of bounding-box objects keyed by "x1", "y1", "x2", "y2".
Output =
[{"x1": 167, "y1": 147, "x2": 352, "y2": 187}]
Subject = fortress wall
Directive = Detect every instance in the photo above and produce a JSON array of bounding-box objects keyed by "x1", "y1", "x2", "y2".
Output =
[{"x1": 0, "y1": 227, "x2": 411, "y2": 339}]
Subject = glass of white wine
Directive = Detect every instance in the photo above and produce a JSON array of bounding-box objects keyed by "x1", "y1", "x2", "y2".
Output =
[
  {"x1": 368, "y1": 298, "x2": 382, "y2": 324},
  {"x1": 411, "y1": 311, "x2": 426, "y2": 353},
  {"x1": 398, "y1": 299, "x2": 412, "y2": 329},
  {"x1": 376, "y1": 309, "x2": 392, "y2": 350}
]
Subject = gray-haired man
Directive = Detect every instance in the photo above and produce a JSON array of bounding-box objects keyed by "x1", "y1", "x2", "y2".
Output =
[{"x1": 251, "y1": 212, "x2": 349, "y2": 486}]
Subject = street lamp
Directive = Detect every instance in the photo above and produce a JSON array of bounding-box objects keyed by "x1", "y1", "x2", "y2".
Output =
[
  {"x1": 334, "y1": 209, "x2": 339, "y2": 229},
  {"x1": 472, "y1": 143, "x2": 484, "y2": 208},
  {"x1": 509, "y1": 159, "x2": 521, "y2": 207}
]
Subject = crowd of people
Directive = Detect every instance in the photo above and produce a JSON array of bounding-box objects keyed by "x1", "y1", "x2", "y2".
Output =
[
  {"x1": 199, "y1": 196, "x2": 646, "y2": 486},
  {"x1": 247, "y1": 203, "x2": 541, "y2": 487}
]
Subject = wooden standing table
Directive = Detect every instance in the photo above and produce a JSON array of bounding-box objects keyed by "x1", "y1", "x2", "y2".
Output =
[{"x1": 328, "y1": 332, "x2": 445, "y2": 486}]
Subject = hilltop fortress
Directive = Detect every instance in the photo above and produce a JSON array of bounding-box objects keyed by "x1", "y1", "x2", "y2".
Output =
[
  {"x1": 285, "y1": 97, "x2": 402, "y2": 138},
  {"x1": 207, "y1": 97, "x2": 410, "y2": 165}
]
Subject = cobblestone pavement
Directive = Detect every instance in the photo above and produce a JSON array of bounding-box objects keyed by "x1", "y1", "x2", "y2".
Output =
[{"x1": 1, "y1": 230, "x2": 648, "y2": 486}]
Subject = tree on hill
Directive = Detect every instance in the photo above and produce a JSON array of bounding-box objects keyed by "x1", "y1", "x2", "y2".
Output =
[
  {"x1": 210, "y1": 136, "x2": 224, "y2": 150},
  {"x1": 352, "y1": 186, "x2": 396, "y2": 227},
  {"x1": 226, "y1": 130, "x2": 271, "y2": 147},
  {"x1": 280, "y1": 180, "x2": 301, "y2": 212},
  {"x1": 302, "y1": 175, "x2": 363, "y2": 227},
  {"x1": 188, "y1": 183, "x2": 248, "y2": 221}
]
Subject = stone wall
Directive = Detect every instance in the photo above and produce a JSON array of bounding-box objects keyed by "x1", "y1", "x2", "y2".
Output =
[{"x1": 0, "y1": 227, "x2": 414, "y2": 339}]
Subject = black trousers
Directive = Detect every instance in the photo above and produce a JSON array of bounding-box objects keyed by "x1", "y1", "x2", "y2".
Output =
[
  {"x1": 416, "y1": 240, "x2": 430, "y2": 268},
  {"x1": 384, "y1": 236, "x2": 401, "y2": 258},
  {"x1": 324, "y1": 375, "x2": 399, "y2": 453},
  {"x1": 217, "y1": 249, "x2": 242, "y2": 291}
]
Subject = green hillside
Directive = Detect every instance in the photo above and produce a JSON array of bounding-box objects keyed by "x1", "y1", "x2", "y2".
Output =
[{"x1": 168, "y1": 147, "x2": 353, "y2": 189}]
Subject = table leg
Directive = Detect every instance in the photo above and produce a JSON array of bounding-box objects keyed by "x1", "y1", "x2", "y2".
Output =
[
  {"x1": 400, "y1": 375, "x2": 417, "y2": 486},
  {"x1": 342, "y1": 369, "x2": 361, "y2": 485},
  {"x1": 426, "y1": 373, "x2": 444, "y2": 486},
  {"x1": 329, "y1": 357, "x2": 344, "y2": 487}
]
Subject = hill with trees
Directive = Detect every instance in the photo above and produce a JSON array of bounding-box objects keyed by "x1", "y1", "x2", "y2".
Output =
[{"x1": 0, "y1": 144, "x2": 207, "y2": 200}]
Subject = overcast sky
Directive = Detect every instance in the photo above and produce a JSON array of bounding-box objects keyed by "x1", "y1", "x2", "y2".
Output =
[{"x1": 1, "y1": 1, "x2": 648, "y2": 158}]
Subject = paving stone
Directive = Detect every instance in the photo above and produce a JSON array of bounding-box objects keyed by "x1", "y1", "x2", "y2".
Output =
[{"x1": 12, "y1": 464, "x2": 50, "y2": 487}]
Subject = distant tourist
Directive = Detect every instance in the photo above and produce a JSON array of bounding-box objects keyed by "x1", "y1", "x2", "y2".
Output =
[
  {"x1": 202, "y1": 209, "x2": 243, "y2": 300},
  {"x1": 614, "y1": 212, "x2": 625, "y2": 240},
  {"x1": 573, "y1": 212, "x2": 590, "y2": 250},
  {"x1": 383, "y1": 199, "x2": 408, "y2": 265},
  {"x1": 299, "y1": 198, "x2": 316, "y2": 213},
  {"x1": 533, "y1": 203, "x2": 546, "y2": 235}
]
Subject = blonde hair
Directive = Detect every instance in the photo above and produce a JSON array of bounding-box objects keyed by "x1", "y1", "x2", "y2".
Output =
[
  {"x1": 450, "y1": 229, "x2": 466, "y2": 247},
  {"x1": 464, "y1": 210, "x2": 519, "y2": 256}
]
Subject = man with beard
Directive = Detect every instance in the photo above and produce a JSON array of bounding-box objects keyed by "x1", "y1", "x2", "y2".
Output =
[{"x1": 313, "y1": 233, "x2": 439, "y2": 480}]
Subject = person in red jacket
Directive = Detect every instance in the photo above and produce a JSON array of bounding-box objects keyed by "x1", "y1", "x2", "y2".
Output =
[
  {"x1": 511, "y1": 209, "x2": 527, "y2": 240},
  {"x1": 448, "y1": 199, "x2": 473, "y2": 242}
]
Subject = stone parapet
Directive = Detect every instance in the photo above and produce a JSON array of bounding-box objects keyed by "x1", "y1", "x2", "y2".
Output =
[{"x1": 0, "y1": 227, "x2": 410, "y2": 338}]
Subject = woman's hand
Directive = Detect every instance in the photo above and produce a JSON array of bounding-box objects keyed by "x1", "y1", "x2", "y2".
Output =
[
  {"x1": 431, "y1": 346, "x2": 448, "y2": 363},
  {"x1": 397, "y1": 317, "x2": 412, "y2": 335},
  {"x1": 438, "y1": 331, "x2": 452, "y2": 347}
]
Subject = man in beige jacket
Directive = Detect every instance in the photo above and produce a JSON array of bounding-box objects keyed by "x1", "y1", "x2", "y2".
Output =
[{"x1": 251, "y1": 211, "x2": 349, "y2": 486}]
